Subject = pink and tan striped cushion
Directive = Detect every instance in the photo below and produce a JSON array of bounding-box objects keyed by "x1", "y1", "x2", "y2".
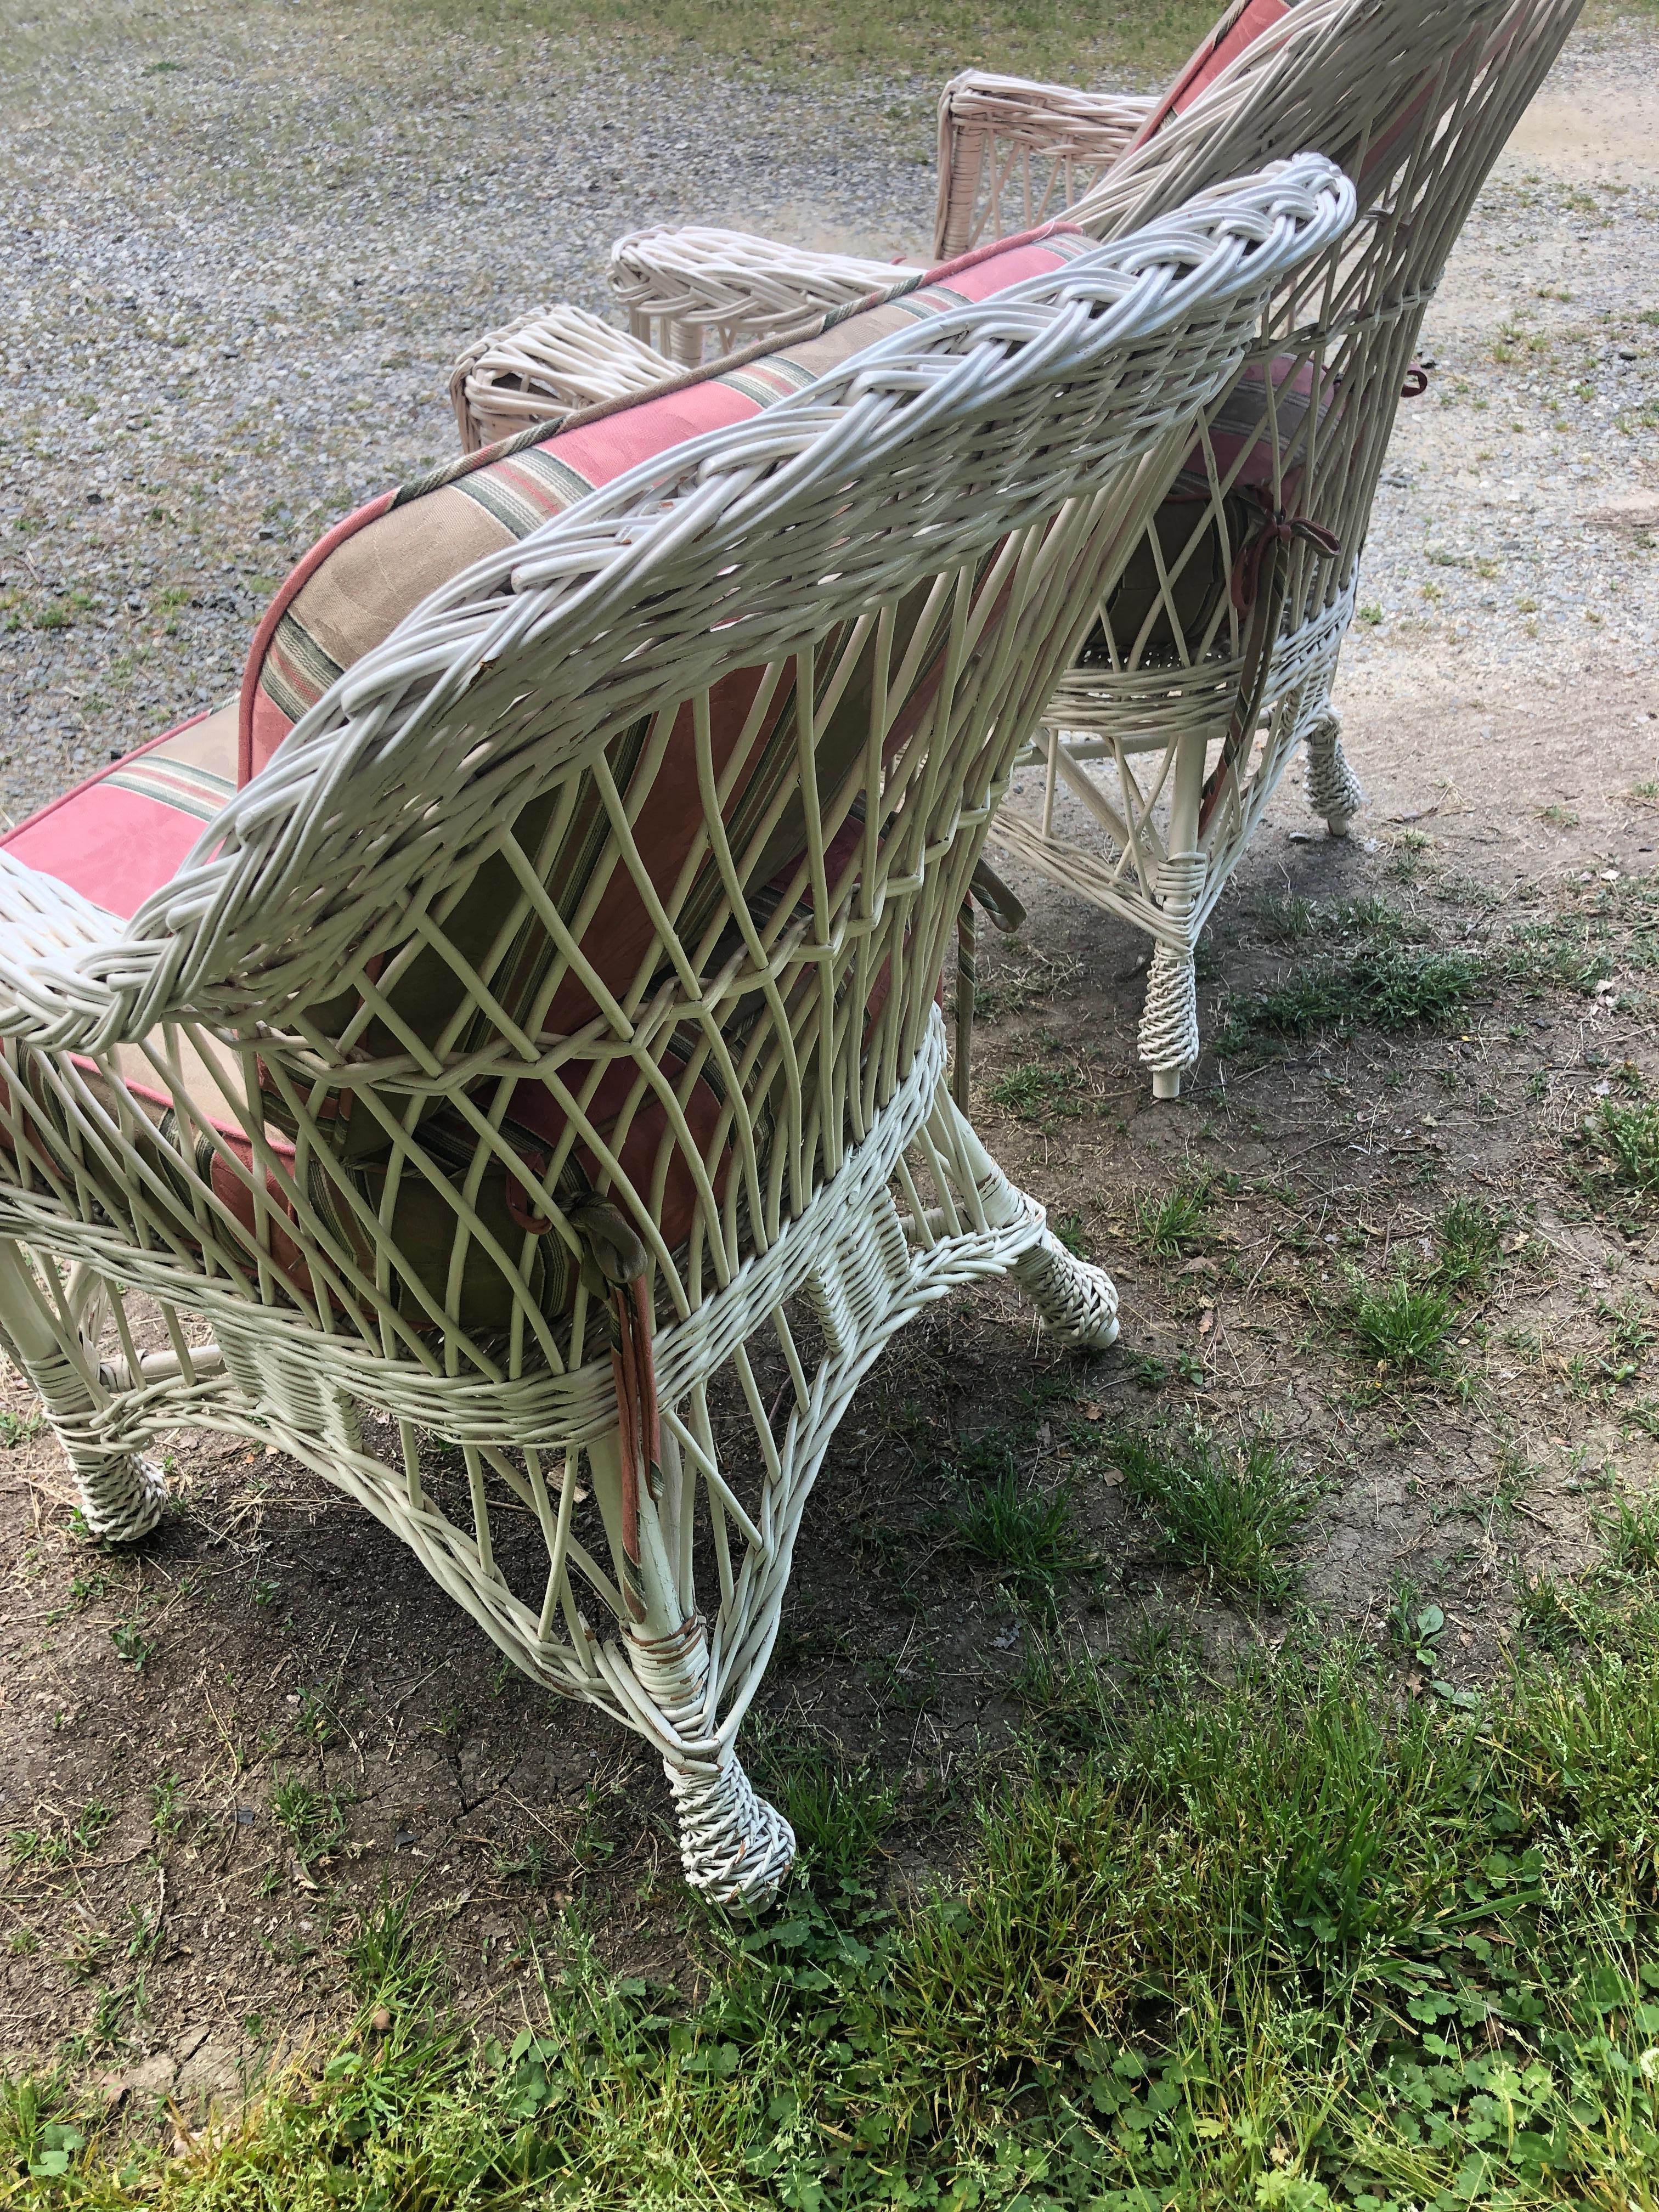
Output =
[
  {"x1": 1127, "y1": 0, "x2": 1291, "y2": 154},
  {"x1": 1, "y1": 704, "x2": 238, "y2": 918},
  {"x1": 240, "y1": 222, "x2": 1092, "y2": 779}
]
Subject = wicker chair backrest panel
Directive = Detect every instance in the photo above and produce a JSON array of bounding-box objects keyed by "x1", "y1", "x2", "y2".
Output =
[
  {"x1": 243, "y1": 227, "x2": 1092, "y2": 779},
  {"x1": 0, "y1": 162, "x2": 1354, "y2": 1383},
  {"x1": 939, "y1": 1, "x2": 1575, "y2": 258},
  {"x1": 1032, "y1": 0, "x2": 1579, "y2": 699}
]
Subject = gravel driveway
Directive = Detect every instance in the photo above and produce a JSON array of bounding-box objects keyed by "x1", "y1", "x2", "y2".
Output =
[
  {"x1": 0, "y1": 2, "x2": 937, "y2": 821},
  {"x1": 4, "y1": 7, "x2": 1657, "y2": 827}
]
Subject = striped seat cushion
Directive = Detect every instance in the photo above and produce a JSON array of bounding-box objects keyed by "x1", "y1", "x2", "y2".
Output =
[{"x1": 1, "y1": 703, "x2": 238, "y2": 918}]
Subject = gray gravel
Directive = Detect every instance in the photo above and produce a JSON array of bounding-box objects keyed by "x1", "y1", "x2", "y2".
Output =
[
  {"x1": 2, "y1": 2, "x2": 1656, "y2": 828},
  {"x1": 0, "y1": 2, "x2": 936, "y2": 820}
]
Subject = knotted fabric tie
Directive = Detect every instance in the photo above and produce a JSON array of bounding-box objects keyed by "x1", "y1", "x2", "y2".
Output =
[{"x1": 1229, "y1": 507, "x2": 1344, "y2": 616}]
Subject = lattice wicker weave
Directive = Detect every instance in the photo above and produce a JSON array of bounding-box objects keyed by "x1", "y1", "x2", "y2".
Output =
[
  {"x1": 0, "y1": 162, "x2": 1350, "y2": 1899},
  {"x1": 581, "y1": 0, "x2": 1583, "y2": 1094},
  {"x1": 449, "y1": 302, "x2": 678, "y2": 453}
]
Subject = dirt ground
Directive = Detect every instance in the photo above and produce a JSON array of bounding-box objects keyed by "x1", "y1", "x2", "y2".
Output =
[{"x1": 4, "y1": 15, "x2": 1659, "y2": 2111}]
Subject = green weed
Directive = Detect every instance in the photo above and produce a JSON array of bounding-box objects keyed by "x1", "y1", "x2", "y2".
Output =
[
  {"x1": 269, "y1": 1780, "x2": 348, "y2": 1869},
  {"x1": 988, "y1": 1062, "x2": 1085, "y2": 1120},
  {"x1": 1346, "y1": 1268, "x2": 1456, "y2": 1374},
  {"x1": 108, "y1": 1623, "x2": 154, "y2": 1671},
  {"x1": 1600, "y1": 1489, "x2": 1659, "y2": 1575},
  {"x1": 1132, "y1": 1171, "x2": 1211, "y2": 1258},
  {"x1": 345, "y1": 1895, "x2": 443, "y2": 2008},
  {"x1": 1113, "y1": 1424, "x2": 1312, "y2": 1601},
  {"x1": 1432, "y1": 1194, "x2": 1506, "y2": 1295},
  {"x1": 1220, "y1": 947, "x2": 1482, "y2": 1055},
  {"x1": 1580, "y1": 1095, "x2": 1659, "y2": 1195},
  {"x1": 943, "y1": 1442, "x2": 1088, "y2": 1604},
  {"x1": 757, "y1": 1739, "x2": 899, "y2": 1880}
]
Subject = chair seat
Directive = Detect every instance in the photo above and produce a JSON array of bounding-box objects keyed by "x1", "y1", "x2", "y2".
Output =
[{"x1": 1, "y1": 703, "x2": 239, "y2": 919}]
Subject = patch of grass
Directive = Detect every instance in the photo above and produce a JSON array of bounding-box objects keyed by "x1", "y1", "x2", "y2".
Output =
[
  {"x1": 756, "y1": 1738, "x2": 899, "y2": 1880},
  {"x1": 345, "y1": 1895, "x2": 443, "y2": 2009},
  {"x1": 1346, "y1": 1267, "x2": 1457, "y2": 1375},
  {"x1": 1220, "y1": 946, "x2": 1482, "y2": 1055},
  {"x1": 387, "y1": 0, "x2": 1219, "y2": 84},
  {"x1": 269, "y1": 1780, "x2": 348, "y2": 1869},
  {"x1": 987, "y1": 1061, "x2": 1085, "y2": 1120},
  {"x1": 1131, "y1": 1170, "x2": 1211, "y2": 1257},
  {"x1": 39, "y1": 1616, "x2": 1659, "y2": 2204},
  {"x1": 1113, "y1": 1423, "x2": 1312, "y2": 1601},
  {"x1": 943, "y1": 1441, "x2": 1088, "y2": 1606},
  {"x1": 1579, "y1": 1096, "x2": 1659, "y2": 1195},
  {"x1": 1599, "y1": 1489, "x2": 1659, "y2": 1575},
  {"x1": 1431, "y1": 1194, "x2": 1506, "y2": 1295}
]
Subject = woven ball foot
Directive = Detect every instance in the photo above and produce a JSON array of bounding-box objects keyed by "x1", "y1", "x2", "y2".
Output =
[
  {"x1": 1014, "y1": 1232, "x2": 1120, "y2": 1351},
  {"x1": 76, "y1": 1452, "x2": 167, "y2": 1545},
  {"x1": 666, "y1": 1753, "x2": 796, "y2": 1905}
]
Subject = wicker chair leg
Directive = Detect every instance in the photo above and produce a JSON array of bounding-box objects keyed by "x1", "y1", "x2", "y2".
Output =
[
  {"x1": 0, "y1": 1240, "x2": 165, "y2": 1543},
  {"x1": 940, "y1": 1100, "x2": 1120, "y2": 1350},
  {"x1": 1304, "y1": 708, "x2": 1364, "y2": 838},
  {"x1": 1138, "y1": 936, "x2": 1200, "y2": 1101},
  {"x1": 586, "y1": 1427, "x2": 795, "y2": 1903},
  {"x1": 629, "y1": 1615, "x2": 795, "y2": 1904}
]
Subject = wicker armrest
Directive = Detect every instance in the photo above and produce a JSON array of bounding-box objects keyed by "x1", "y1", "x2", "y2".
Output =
[
  {"x1": 448, "y1": 302, "x2": 679, "y2": 455},
  {"x1": 933, "y1": 71, "x2": 1158, "y2": 257},
  {"x1": 608, "y1": 225, "x2": 923, "y2": 370}
]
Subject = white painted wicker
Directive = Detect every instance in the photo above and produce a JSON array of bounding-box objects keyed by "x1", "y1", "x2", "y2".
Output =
[
  {"x1": 610, "y1": 228, "x2": 909, "y2": 370},
  {"x1": 586, "y1": 0, "x2": 1583, "y2": 1093},
  {"x1": 0, "y1": 161, "x2": 1349, "y2": 1899},
  {"x1": 449, "y1": 303, "x2": 678, "y2": 454}
]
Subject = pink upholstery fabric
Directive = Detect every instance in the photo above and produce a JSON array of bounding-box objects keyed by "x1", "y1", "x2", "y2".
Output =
[
  {"x1": 0, "y1": 704, "x2": 236, "y2": 919},
  {"x1": 1128, "y1": 0, "x2": 1292, "y2": 153}
]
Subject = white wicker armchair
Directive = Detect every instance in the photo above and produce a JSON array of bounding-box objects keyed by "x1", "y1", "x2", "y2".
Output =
[
  {"x1": 0, "y1": 161, "x2": 1350, "y2": 1899},
  {"x1": 576, "y1": 0, "x2": 1583, "y2": 1094}
]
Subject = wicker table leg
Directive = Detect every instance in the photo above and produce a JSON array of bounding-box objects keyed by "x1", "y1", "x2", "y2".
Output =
[{"x1": 0, "y1": 1240, "x2": 165, "y2": 1543}]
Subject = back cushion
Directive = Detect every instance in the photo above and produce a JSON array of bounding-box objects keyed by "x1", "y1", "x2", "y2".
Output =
[
  {"x1": 240, "y1": 223, "x2": 1093, "y2": 1178},
  {"x1": 1127, "y1": 0, "x2": 1291, "y2": 153},
  {"x1": 241, "y1": 224, "x2": 1092, "y2": 783}
]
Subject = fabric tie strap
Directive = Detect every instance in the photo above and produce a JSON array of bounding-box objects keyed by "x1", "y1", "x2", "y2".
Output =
[
  {"x1": 1198, "y1": 499, "x2": 1343, "y2": 837},
  {"x1": 569, "y1": 1194, "x2": 658, "y2": 1623},
  {"x1": 1228, "y1": 506, "x2": 1343, "y2": 616}
]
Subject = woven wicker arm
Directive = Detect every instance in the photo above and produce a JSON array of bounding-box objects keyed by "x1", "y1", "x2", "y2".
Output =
[
  {"x1": 0, "y1": 159, "x2": 1352, "y2": 1898},
  {"x1": 608, "y1": 225, "x2": 920, "y2": 369},
  {"x1": 934, "y1": 71, "x2": 1158, "y2": 259},
  {"x1": 601, "y1": 75, "x2": 1156, "y2": 369},
  {"x1": 448, "y1": 303, "x2": 677, "y2": 455}
]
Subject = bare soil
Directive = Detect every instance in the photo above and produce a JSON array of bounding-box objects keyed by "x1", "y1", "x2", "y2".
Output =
[{"x1": 3, "y1": 6, "x2": 1659, "y2": 2118}]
